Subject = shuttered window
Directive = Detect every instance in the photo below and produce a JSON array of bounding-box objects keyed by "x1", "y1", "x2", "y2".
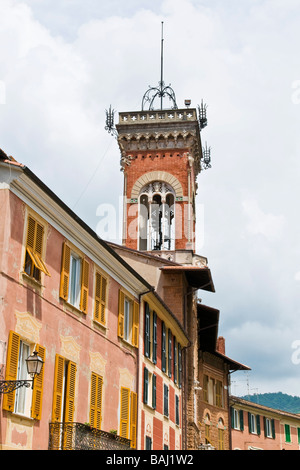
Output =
[
  {"x1": 52, "y1": 355, "x2": 76, "y2": 424},
  {"x1": 94, "y1": 272, "x2": 107, "y2": 325},
  {"x1": 118, "y1": 290, "x2": 139, "y2": 348},
  {"x1": 2, "y1": 331, "x2": 45, "y2": 420},
  {"x1": 119, "y1": 387, "x2": 137, "y2": 448},
  {"x1": 90, "y1": 372, "x2": 103, "y2": 430},
  {"x1": 24, "y1": 215, "x2": 50, "y2": 280},
  {"x1": 59, "y1": 242, "x2": 89, "y2": 313}
]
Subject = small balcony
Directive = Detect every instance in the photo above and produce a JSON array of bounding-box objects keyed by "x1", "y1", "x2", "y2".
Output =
[{"x1": 49, "y1": 422, "x2": 131, "y2": 451}]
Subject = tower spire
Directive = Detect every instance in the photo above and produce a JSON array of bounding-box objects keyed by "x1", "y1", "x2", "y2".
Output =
[{"x1": 141, "y1": 22, "x2": 178, "y2": 111}]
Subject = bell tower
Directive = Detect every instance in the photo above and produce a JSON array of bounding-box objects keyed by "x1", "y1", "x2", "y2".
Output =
[{"x1": 106, "y1": 23, "x2": 211, "y2": 257}]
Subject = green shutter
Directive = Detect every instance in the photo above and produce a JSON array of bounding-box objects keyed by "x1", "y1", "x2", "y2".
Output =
[
  {"x1": 152, "y1": 312, "x2": 157, "y2": 364},
  {"x1": 162, "y1": 322, "x2": 166, "y2": 373},
  {"x1": 256, "y1": 415, "x2": 261, "y2": 435},
  {"x1": 239, "y1": 410, "x2": 244, "y2": 431},
  {"x1": 285, "y1": 424, "x2": 291, "y2": 443},
  {"x1": 144, "y1": 303, "x2": 150, "y2": 358},
  {"x1": 152, "y1": 374, "x2": 156, "y2": 410},
  {"x1": 248, "y1": 412, "x2": 252, "y2": 433},
  {"x1": 143, "y1": 367, "x2": 148, "y2": 404},
  {"x1": 168, "y1": 329, "x2": 172, "y2": 378},
  {"x1": 271, "y1": 419, "x2": 276, "y2": 439}
]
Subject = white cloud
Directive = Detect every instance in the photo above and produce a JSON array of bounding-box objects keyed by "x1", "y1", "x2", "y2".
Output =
[
  {"x1": 1, "y1": 0, "x2": 300, "y2": 396},
  {"x1": 242, "y1": 198, "x2": 285, "y2": 241}
]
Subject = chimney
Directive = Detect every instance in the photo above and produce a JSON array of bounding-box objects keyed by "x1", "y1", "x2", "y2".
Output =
[{"x1": 217, "y1": 336, "x2": 225, "y2": 355}]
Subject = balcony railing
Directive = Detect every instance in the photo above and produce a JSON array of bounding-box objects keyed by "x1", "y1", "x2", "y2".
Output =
[{"x1": 49, "y1": 422, "x2": 131, "y2": 451}]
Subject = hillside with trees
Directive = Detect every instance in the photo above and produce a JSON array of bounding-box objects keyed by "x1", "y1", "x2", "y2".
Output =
[{"x1": 240, "y1": 392, "x2": 300, "y2": 414}]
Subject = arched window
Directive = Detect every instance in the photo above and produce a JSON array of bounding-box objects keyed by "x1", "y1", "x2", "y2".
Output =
[{"x1": 139, "y1": 182, "x2": 175, "y2": 251}]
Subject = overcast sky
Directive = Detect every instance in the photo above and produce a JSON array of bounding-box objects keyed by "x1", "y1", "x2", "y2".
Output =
[{"x1": 1, "y1": 0, "x2": 300, "y2": 398}]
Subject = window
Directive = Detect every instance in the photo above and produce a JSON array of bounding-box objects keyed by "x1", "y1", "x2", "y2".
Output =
[
  {"x1": 285, "y1": 424, "x2": 291, "y2": 443},
  {"x1": 90, "y1": 372, "x2": 103, "y2": 430},
  {"x1": 145, "y1": 436, "x2": 152, "y2": 450},
  {"x1": 203, "y1": 374, "x2": 224, "y2": 407},
  {"x1": 264, "y1": 417, "x2": 275, "y2": 439},
  {"x1": 94, "y1": 271, "x2": 107, "y2": 325},
  {"x1": 143, "y1": 367, "x2": 156, "y2": 410},
  {"x1": 69, "y1": 253, "x2": 82, "y2": 308},
  {"x1": 60, "y1": 242, "x2": 90, "y2": 313},
  {"x1": 119, "y1": 387, "x2": 137, "y2": 449},
  {"x1": 118, "y1": 290, "x2": 139, "y2": 347},
  {"x1": 2, "y1": 331, "x2": 45, "y2": 420},
  {"x1": 218, "y1": 419, "x2": 225, "y2": 450},
  {"x1": 231, "y1": 407, "x2": 244, "y2": 431},
  {"x1": 24, "y1": 214, "x2": 50, "y2": 281},
  {"x1": 248, "y1": 413, "x2": 261, "y2": 435},
  {"x1": 163, "y1": 384, "x2": 169, "y2": 417},
  {"x1": 144, "y1": 303, "x2": 157, "y2": 363},
  {"x1": 51, "y1": 355, "x2": 77, "y2": 450}
]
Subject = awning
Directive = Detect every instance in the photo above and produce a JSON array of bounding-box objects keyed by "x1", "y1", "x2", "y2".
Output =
[{"x1": 160, "y1": 265, "x2": 215, "y2": 292}]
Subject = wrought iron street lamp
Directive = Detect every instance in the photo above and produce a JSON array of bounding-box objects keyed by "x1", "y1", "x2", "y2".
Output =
[{"x1": 0, "y1": 350, "x2": 44, "y2": 395}]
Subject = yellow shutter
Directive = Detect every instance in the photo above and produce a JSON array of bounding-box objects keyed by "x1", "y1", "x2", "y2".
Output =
[
  {"x1": 65, "y1": 361, "x2": 76, "y2": 423},
  {"x1": 132, "y1": 301, "x2": 139, "y2": 348},
  {"x1": 31, "y1": 344, "x2": 46, "y2": 420},
  {"x1": 130, "y1": 391, "x2": 137, "y2": 449},
  {"x1": 80, "y1": 259, "x2": 89, "y2": 313},
  {"x1": 118, "y1": 290, "x2": 125, "y2": 338},
  {"x1": 94, "y1": 272, "x2": 107, "y2": 325},
  {"x1": 2, "y1": 331, "x2": 20, "y2": 411},
  {"x1": 52, "y1": 355, "x2": 65, "y2": 422},
  {"x1": 120, "y1": 387, "x2": 130, "y2": 439},
  {"x1": 90, "y1": 372, "x2": 103, "y2": 430},
  {"x1": 59, "y1": 243, "x2": 70, "y2": 301},
  {"x1": 25, "y1": 216, "x2": 50, "y2": 276},
  {"x1": 63, "y1": 361, "x2": 76, "y2": 449}
]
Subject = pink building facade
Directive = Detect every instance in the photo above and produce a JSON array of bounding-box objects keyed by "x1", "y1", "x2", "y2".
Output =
[
  {"x1": 230, "y1": 396, "x2": 300, "y2": 450},
  {"x1": 0, "y1": 152, "x2": 156, "y2": 450}
]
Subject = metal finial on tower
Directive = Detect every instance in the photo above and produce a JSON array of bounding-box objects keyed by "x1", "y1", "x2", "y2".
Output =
[
  {"x1": 142, "y1": 22, "x2": 178, "y2": 111},
  {"x1": 105, "y1": 105, "x2": 117, "y2": 138}
]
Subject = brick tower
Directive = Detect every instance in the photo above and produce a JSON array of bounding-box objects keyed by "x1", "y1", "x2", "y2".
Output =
[{"x1": 109, "y1": 24, "x2": 210, "y2": 257}]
